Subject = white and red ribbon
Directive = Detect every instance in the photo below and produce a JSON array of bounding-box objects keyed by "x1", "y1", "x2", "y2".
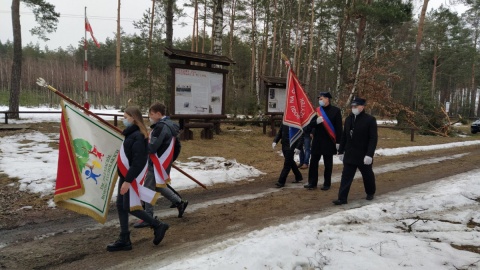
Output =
[
  {"x1": 117, "y1": 144, "x2": 157, "y2": 210},
  {"x1": 149, "y1": 136, "x2": 175, "y2": 187}
]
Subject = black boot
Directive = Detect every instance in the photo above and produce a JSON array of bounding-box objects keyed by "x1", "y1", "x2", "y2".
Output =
[
  {"x1": 107, "y1": 232, "x2": 132, "y2": 252},
  {"x1": 152, "y1": 217, "x2": 169, "y2": 246},
  {"x1": 176, "y1": 200, "x2": 189, "y2": 218}
]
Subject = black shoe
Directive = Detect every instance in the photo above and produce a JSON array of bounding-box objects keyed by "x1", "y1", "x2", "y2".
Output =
[
  {"x1": 320, "y1": 186, "x2": 330, "y2": 191},
  {"x1": 275, "y1": 182, "x2": 285, "y2": 188},
  {"x1": 292, "y1": 179, "x2": 303, "y2": 183},
  {"x1": 133, "y1": 219, "x2": 151, "y2": 228},
  {"x1": 176, "y1": 200, "x2": 189, "y2": 218},
  {"x1": 332, "y1": 199, "x2": 347, "y2": 205},
  {"x1": 303, "y1": 184, "x2": 316, "y2": 189},
  {"x1": 152, "y1": 218, "x2": 169, "y2": 245},
  {"x1": 366, "y1": 194, "x2": 374, "y2": 201},
  {"x1": 107, "y1": 232, "x2": 132, "y2": 252}
]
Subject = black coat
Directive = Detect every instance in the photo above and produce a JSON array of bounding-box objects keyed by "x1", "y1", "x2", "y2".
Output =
[
  {"x1": 308, "y1": 105, "x2": 343, "y2": 155},
  {"x1": 274, "y1": 124, "x2": 302, "y2": 150},
  {"x1": 119, "y1": 125, "x2": 148, "y2": 183},
  {"x1": 338, "y1": 111, "x2": 378, "y2": 165}
]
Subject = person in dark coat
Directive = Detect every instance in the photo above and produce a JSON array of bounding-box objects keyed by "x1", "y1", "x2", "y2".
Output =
[
  {"x1": 135, "y1": 103, "x2": 189, "y2": 229},
  {"x1": 272, "y1": 124, "x2": 303, "y2": 187},
  {"x1": 333, "y1": 97, "x2": 378, "y2": 205},
  {"x1": 304, "y1": 92, "x2": 343, "y2": 190},
  {"x1": 107, "y1": 107, "x2": 169, "y2": 252}
]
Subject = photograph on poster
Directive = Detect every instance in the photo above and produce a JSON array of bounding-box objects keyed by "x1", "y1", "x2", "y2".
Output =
[
  {"x1": 174, "y1": 68, "x2": 224, "y2": 115},
  {"x1": 267, "y1": 87, "x2": 286, "y2": 113},
  {"x1": 176, "y1": 85, "x2": 192, "y2": 96}
]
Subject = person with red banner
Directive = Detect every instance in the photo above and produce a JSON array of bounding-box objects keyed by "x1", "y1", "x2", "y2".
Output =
[
  {"x1": 273, "y1": 57, "x2": 315, "y2": 188},
  {"x1": 304, "y1": 92, "x2": 343, "y2": 191},
  {"x1": 107, "y1": 107, "x2": 170, "y2": 252}
]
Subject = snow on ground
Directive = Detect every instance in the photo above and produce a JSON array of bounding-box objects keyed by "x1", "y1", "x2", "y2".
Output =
[
  {"x1": 1, "y1": 107, "x2": 480, "y2": 269},
  {"x1": 152, "y1": 170, "x2": 480, "y2": 270}
]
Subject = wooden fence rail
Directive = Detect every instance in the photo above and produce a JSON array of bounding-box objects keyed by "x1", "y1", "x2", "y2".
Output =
[{"x1": 1, "y1": 111, "x2": 418, "y2": 141}]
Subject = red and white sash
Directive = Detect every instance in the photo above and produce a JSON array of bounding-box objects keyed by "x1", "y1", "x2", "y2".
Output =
[
  {"x1": 117, "y1": 144, "x2": 158, "y2": 210},
  {"x1": 149, "y1": 136, "x2": 175, "y2": 188}
]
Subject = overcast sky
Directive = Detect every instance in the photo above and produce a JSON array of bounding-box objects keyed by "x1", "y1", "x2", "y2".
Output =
[
  {"x1": 0, "y1": 0, "x2": 468, "y2": 51},
  {"x1": 0, "y1": 0, "x2": 194, "y2": 50}
]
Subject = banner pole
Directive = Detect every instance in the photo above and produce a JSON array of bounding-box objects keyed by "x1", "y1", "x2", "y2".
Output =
[{"x1": 36, "y1": 77, "x2": 207, "y2": 189}]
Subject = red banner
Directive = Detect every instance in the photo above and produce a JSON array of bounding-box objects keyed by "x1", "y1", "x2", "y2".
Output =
[
  {"x1": 282, "y1": 67, "x2": 315, "y2": 130},
  {"x1": 54, "y1": 113, "x2": 84, "y2": 202}
]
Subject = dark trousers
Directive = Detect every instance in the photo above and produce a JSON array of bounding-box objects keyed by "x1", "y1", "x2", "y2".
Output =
[
  {"x1": 308, "y1": 153, "x2": 333, "y2": 187},
  {"x1": 278, "y1": 148, "x2": 303, "y2": 184},
  {"x1": 116, "y1": 180, "x2": 158, "y2": 234},
  {"x1": 337, "y1": 163, "x2": 376, "y2": 202}
]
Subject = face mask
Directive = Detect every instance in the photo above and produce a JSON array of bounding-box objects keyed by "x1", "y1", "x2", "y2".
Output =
[
  {"x1": 149, "y1": 118, "x2": 156, "y2": 124},
  {"x1": 352, "y1": 108, "x2": 360, "y2": 115},
  {"x1": 319, "y1": 100, "x2": 325, "y2": 107},
  {"x1": 122, "y1": 118, "x2": 133, "y2": 127}
]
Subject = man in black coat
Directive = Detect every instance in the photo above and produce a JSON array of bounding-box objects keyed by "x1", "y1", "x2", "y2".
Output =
[
  {"x1": 333, "y1": 97, "x2": 378, "y2": 205},
  {"x1": 304, "y1": 92, "x2": 343, "y2": 190},
  {"x1": 272, "y1": 124, "x2": 303, "y2": 187}
]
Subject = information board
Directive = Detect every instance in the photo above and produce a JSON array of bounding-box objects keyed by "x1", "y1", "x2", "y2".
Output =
[
  {"x1": 174, "y1": 68, "x2": 224, "y2": 115},
  {"x1": 267, "y1": 87, "x2": 286, "y2": 113}
]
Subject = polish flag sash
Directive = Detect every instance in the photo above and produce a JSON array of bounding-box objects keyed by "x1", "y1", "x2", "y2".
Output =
[
  {"x1": 149, "y1": 137, "x2": 175, "y2": 188},
  {"x1": 316, "y1": 106, "x2": 336, "y2": 143},
  {"x1": 117, "y1": 144, "x2": 158, "y2": 211}
]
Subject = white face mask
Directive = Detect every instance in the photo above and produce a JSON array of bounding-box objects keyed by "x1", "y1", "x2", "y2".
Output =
[
  {"x1": 352, "y1": 108, "x2": 360, "y2": 115},
  {"x1": 319, "y1": 100, "x2": 325, "y2": 107},
  {"x1": 149, "y1": 118, "x2": 156, "y2": 124}
]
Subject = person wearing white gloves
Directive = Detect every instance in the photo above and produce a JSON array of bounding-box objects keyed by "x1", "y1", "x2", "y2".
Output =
[
  {"x1": 272, "y1": 124, "x2": 303, "y2": 188},
  {"x1": 304, "y1": 92, "x2": 343, "y2": 191},
  {"x1": 333, "y1": 97, "x2": 378, "y2": 205}
]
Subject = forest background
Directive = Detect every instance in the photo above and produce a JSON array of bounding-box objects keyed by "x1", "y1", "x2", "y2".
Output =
[{"x1": 1, "y1": 0, "x2": 479, "y2": 134}]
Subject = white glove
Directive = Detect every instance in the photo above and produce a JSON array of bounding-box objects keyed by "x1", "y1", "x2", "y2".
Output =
[
  {"x1": 294, "y1": 148, "x2": 301, "y2": 155},
  {"x1": 364, "y1": 156, "x2": 373, "y2": 165},
  {"x1": 336, "y1": 144, "x2": 340, "y2": 150},
  {"x1": 338, "y1": 154, "x2": 344, "y2": 161},
  {"x1": 272, "y1": 142, "x2": 277, "y2": 149},
  {"x1": 316, "y1": 116, "x2": 324, "y2": 124}
]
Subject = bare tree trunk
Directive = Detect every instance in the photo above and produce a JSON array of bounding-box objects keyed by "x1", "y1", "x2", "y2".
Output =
[
  {"x1": 229, "y1": 0, "x2": 238, "y2": 114},
  {"x1": 297, "y1": 21, "x2": 305, "y2": 77},
  {"x1": 346, "y1": 56, "x2": 362, "y2": 106},
  {"x1": 166, "y1": 0, "x2": 174, "y2": 48},
  {"x1": 202, "y1": 1, "x2": 206, "y2": 53},
  {"x1": 335, "y1": 0, "x2": 352, "y2": 99},
  {"x1": 347, "y1": 0, "x2": 370, "y2": 104},
  {"x1": 471, "y1": 14, "x2": 479, "y2": 117},
  {"x1": 293, "y1": 0, "x2": 302, "y2": 74},
  {"x1": 192, "y1": 0, "x2": 198, "y2": 51},
  {"x1": 212, "y1": 0, "x2": 223, "y2": 56},
  {"x1": 305, "y1": 0, "x2": 315, "y2": 96},
  {"x1": 276, "y1": 2, "x2": 284, "y2": 77},
  {"x1": 147, "y1": 0, "x2": 155, "y2": 105},
  {"x1": 115, "y1": 0, "x2": 121, "y2": 109},
  {"x1": 269, "y1": 0, "x2": 278, "y2": 76},
  {"x1": 409, "y1": 0, "x2": 429, "y2": 108},
  {"x1": 9, "y1": 0, "x2": 21, "y2": 119},
  {"x1": 260, "y1": 9, "x2": 269, "y2": 79},
  {"x1": 250, "y1": 0, "x2": 257, "y2": 94}
]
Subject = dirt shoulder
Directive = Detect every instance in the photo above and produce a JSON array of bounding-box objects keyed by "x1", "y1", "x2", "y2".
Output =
[{"x1": 1, "y1": 143, "x2": 480, "y2": 269}]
